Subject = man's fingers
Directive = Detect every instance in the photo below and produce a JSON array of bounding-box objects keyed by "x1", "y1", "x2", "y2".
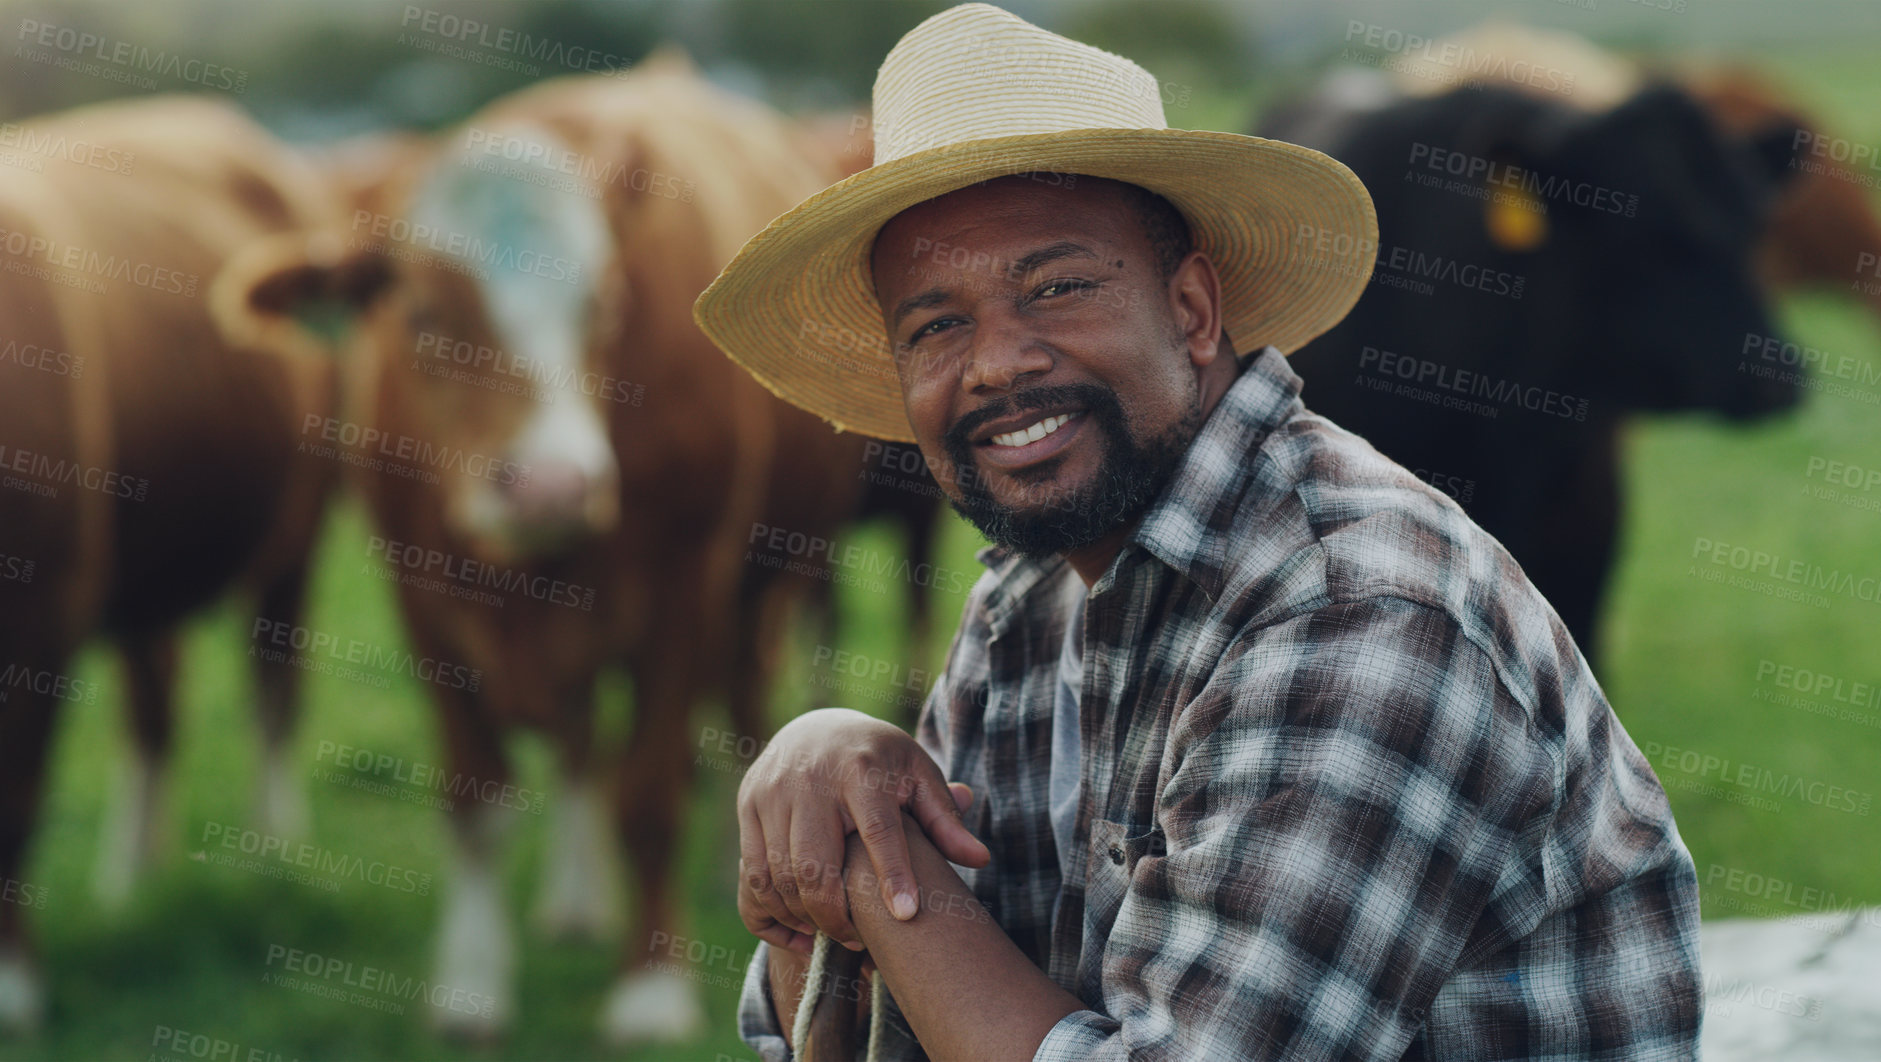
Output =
[
  {"x1": 756, "y1": 805, "x2": 816, "y2": 935},
  {"x1": 738, "y1": 855, "x2": 815, "y2": 956},
  {"x1": 950, "y1": 781, "x2": 974, "y2": 812},
  {"x1": 742, "y1": 904, "x2": 815, "y2": 956},
  {"x1": 790, "y1": 808, "x2": 860, "y2": 945},
  {"x1": 738, "y1": 807, "x2": 798, "y2": 936},
  {"x1": 753, "y1": 919, "x2": 813, "y2": 956},
  {"x1": 910, "y1": 771, "x2": 992, "y2": 869},
  {"x1": 850, "y1": 797, "x2": 921, "y2": 921},
  {"x1": 737, "y1": 873, "x2": 796, "y2": 949}
]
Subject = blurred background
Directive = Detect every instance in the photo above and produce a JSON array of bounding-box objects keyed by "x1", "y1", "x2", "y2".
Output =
[{"x1": 0, "y1": 0, "x2": 1876, "y2": 1059}]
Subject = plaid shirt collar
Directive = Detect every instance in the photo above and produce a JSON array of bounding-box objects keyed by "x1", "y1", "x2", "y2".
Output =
[{"x1": 972, "y1": 344, "x2": 1299, "y2": 622}]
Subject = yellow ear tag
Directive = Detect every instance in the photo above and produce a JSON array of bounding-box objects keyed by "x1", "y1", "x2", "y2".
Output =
[{"x1": 1485, "y1": 184, "x2": 1550, "y2": 252}]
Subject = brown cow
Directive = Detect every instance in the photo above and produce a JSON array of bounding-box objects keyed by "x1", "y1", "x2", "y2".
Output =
[
  {"x1": 217, "y1": 56, "x2": 873, "y2": 1042},
  {"x1": 1681, "y1": 66, "x2": 1881, "y2": 323},
  {"x1": 0, "y1": 95, "x2": 345, "y2": 1030}
]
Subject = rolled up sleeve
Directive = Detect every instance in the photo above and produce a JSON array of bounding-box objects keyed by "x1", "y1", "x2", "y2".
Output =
[{"x1": 737, "y1": 940, "x2": 793, "y2": 1062}]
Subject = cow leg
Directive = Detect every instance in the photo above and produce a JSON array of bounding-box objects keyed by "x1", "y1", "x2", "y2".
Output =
[
  {"x1": 900, "y1": 507, "x2": 939, "y2": 708},
  {"x1": 431, "y1": 697, "x2": 516, "y2": 1039},
  {"x1": 1530, "y1": 431, "x2": 1621, "y2": 673},
  {"x1": 532, "y1": 673, "x2": 623, "y2": 940},
  {"x1": 599, "y1": 593, "x2": 714, "y2": 1045},
  {"x1": 725, "y1": 578, "x2": 789, "y2": 746},
  {"x1": 93, "y1": 631, "x2": 176, "y2": 907},
  {"x1": 252, "y1": 562, "x2": 312, "y2": 838},
  {"x1": 0, "y1": 666, "x2": 60, "y2": 1033}
]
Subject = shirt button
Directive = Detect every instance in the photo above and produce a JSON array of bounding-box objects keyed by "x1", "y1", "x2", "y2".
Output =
[{"x1": 1108, "y1": 846, "x2": 1125, "y2": 865}]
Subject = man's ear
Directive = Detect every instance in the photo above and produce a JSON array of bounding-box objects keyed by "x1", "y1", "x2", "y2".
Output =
[
  {"x1": 210, "y1": 231, "x2": 395, "y2": 361},
  {"x1": 1168, "y1": 249, "x2": 1224, "y2": 369}
]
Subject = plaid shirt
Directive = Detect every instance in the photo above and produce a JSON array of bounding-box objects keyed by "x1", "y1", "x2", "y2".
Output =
[{"x1": 740, "y1": 347, "x2": 1702, "y2": 1061}]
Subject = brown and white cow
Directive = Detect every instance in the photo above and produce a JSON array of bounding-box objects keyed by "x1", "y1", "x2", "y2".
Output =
[
  {"x1": 792, "y1": 111, "x2": 948, "y2": 704},
  {"x1": 219, "y1": 56, "x2": 874, "y2": 1042},
  {"x1": 0, "y1": 95, "x2": 346, "y2": 1030}
]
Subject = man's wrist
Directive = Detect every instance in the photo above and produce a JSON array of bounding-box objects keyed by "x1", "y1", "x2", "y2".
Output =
[{"x1": 842, "y1": 816, "x2": 999, "y2": 947}]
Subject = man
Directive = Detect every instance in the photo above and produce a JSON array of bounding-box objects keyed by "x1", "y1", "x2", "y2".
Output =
[{"x1": 693, "y1": 5, "x2": 1702, "y2": 1060}]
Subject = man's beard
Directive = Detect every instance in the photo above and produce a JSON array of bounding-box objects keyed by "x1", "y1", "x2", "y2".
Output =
[{"x1": 942, "y1": 381, "x2": 1201, "y2": 560}]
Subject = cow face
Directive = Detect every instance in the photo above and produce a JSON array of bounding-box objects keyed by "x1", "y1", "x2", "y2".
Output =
[
  {"x1": 387, "y1": 131, "x2": 621, "y2": 556},
  {"x1": 1543, "y1": 87, "x2": 1802, "y2": 419},
  {"x1": 214, "y1": 124, "x2": 624, "y2": 562}
]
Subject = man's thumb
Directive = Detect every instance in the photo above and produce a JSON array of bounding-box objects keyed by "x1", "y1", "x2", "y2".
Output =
[
  {"x1": 921, "y1": 780, "x2": 989, "y2": 868},
  {"x1": 948, "y1": 782, "x2": 974, "y2": 813}
]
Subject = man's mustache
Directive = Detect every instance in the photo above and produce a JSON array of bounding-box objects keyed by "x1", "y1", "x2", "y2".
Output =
[{"x1": 942, "y1": 383, "x2": 1114, "y2": 455}]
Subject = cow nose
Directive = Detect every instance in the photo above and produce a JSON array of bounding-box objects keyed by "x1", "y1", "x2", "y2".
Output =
[{"x1": 501, "y1": 459, "x2": 612, "y2": 536}]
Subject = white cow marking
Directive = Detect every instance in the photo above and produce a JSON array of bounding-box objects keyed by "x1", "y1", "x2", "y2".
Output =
[
  {"x1": 92, "y1": 744, "x2": 163, "y2": 907},
  {"x1": 410, "y1": 124, "x2": 619, "y2": 541},
  {"x1": 532, "y1": 772, "x2": 623, "y2": 940},
  {"x1": 0, "y1": 946, "x2": 43, "y2": 1033},
  {"x1": 432, "y1": 807, "x2": 515, "y2": 1036},
  {"x1": 599, "y1": 967, "x2": 706, "y2": 1045}
]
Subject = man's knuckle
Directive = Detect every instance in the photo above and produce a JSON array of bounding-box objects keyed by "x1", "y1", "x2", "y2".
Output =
[
  {"x1": 794, "y1": 855, "x2": 829, "y2": 886},
  {"x1": 855, "y1": 808, "x2": 901, "y2": 845}
]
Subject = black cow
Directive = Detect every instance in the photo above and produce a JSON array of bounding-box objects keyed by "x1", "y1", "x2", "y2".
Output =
[{"x1": 1259, "y1": 75, "x2": 1802, "y2": 667}]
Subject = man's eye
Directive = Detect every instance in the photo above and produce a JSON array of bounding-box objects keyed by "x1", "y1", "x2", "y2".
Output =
[
  {"x1": 911, "y1": 316, "x2": 960, "y2": 342},
  {"x1": 1033, "y1": 278, "x2": 1094, "y2": 300}
]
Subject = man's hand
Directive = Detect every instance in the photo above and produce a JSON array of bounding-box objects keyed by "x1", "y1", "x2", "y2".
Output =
[{"x1": 736, "y1": 708, "x2": 990, "y2": 955}]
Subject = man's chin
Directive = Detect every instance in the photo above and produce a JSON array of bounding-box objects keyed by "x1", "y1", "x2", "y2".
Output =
[
  {"x1": 949, "y1": 487, "x2": 1115, "y2": 560},
  {"x1": 977, "y1": 467, "x2": 1089, "y2": 513}
]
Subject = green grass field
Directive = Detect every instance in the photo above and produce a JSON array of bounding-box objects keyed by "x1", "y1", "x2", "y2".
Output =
[{"x1": 4, "y1": 49, "x2": 1878, "y2": 1062}]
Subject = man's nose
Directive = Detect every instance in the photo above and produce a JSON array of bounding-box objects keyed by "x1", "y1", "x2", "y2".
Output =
[{"x1": 960, "y1": 319, "x2": 1052, "y2": 393}]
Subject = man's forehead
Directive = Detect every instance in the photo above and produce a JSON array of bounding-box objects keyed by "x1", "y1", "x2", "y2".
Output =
[
  {"x1": 869, "y1": 176, "x2": 1141, "y2": 294},
  {"x1": 876, "y1": 175, "x2": 1130, "y2": 249}
]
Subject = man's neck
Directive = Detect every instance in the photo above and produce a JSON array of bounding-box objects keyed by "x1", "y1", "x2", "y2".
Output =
[
  {"x1": 1063, "y1": 520, "x2": 1140, "y2": 587},
  {"x1": 1061, "y1": 348, "x2": 1246, "y2": 588}
]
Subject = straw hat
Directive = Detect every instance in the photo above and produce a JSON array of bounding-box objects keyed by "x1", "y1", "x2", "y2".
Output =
[{"x1": 693, "y1": 2, "x2": 1378, "y2": 442}]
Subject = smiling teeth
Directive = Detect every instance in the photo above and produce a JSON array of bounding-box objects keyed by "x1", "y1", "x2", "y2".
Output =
[{"x1": 991, "y1": 413, "x2": 1074, "y2": 448}]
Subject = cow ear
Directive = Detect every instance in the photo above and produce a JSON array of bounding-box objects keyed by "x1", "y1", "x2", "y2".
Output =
[
  {"x1": 1745, "y1": 119, "x2": 1808, "y2": 189},
  {"x1": 211, "y1": 232, "x2": 395, "y2": 359},
  {"x1": 795, "y1": 112, "x2": 874, "y2": 181}
]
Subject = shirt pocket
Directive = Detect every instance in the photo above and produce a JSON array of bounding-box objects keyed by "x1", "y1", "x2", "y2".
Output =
[{"x1": 1081, "y1": 818, "x2": 1165, "y2": 948}]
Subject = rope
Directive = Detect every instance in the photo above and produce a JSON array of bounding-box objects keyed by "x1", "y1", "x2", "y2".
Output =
[
  {"x1": 867, "y1": 963, "x2": 888, "y2": 1058},
  {"x1": 789, "y1": 931, "x2": 888, "y2": 1062},
  {"x1": 789, "y1": 932, "x2": 832, "y2": 1056}
]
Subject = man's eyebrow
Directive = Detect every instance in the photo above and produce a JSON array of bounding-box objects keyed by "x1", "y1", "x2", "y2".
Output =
[
  {"x1": 1009, "y1": 240, "x2": 1099, "y2": 277},
  {"x1": 890, "y1": 241, "x2": 1101, "y2": 329},
  {"x1": 891, "y1": 287, "x2": 953, "y2": 330}
]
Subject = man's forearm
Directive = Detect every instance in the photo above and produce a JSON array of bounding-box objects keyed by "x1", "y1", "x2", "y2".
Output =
[
  {"x1": 763, "y1": 932, "x2": 875, "y2": 1049},
  {"x1": 842, "y1": 816, "x2": 1084, "y2": 1062},
  {"x1": 767, "y1": 939, "x2": 809, "y2": 1038}
]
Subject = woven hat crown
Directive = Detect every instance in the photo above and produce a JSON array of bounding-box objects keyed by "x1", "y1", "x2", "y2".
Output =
[{"x1": 872, "y1": 4, "x2": 1167, "y2": 164}]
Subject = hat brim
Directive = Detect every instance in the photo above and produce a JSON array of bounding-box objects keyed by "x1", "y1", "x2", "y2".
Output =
[{"x1": 693, "y1": 127, "x2": 1378, "y2": 442}]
